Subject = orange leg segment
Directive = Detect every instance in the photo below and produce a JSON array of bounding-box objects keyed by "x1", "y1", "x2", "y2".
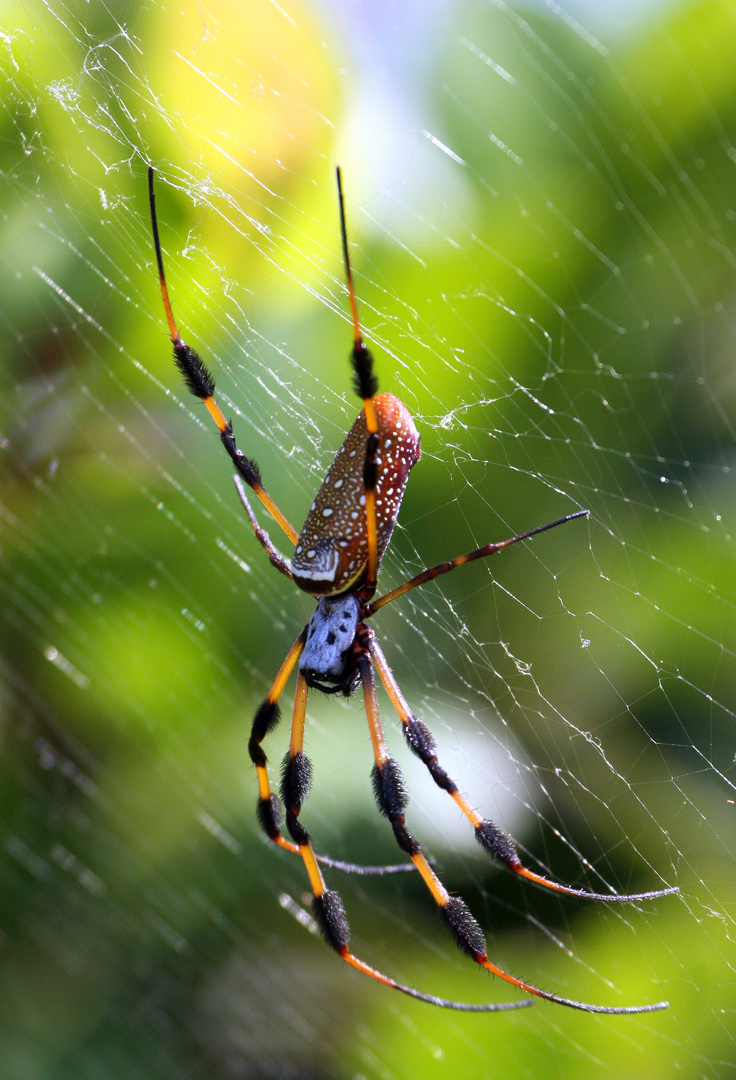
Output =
[
  {"x1": 281, "y1": 650, "x2": 530, "y2": 1011},
  {"x1": 369, "y1": 636, "x2": 677, "y2": 904},
  {"x1": 359, "y1": 637, "x2": 669, "y2": 1014},
  {"x1": 148, "y1": 166, "x2": 298, "y2": 546},
  {"x1": 366, "y1": 511, "x2": 589, "y2": 616},
  {"x1": 248, "y1": 631, "x2": 306, "y2": 857},
  {"x1": 248, "y1": 633, "x2": 420, "y2": 876},
  {"x1": 335, "y1": 165, "x2": 380, "y2": 594}
]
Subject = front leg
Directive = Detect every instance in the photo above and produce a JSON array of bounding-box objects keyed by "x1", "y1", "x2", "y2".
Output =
[
  {"x1": 248, "y1": 632, "x2": 306, "y2": 851},
  {"x1": 285, "y1": 665, "x2": 528, "y2": 1012},
  {"x1": 360, "y1": 640, "x2": 667, "y2": 1013},
  {"x1": 368, "y1": 635, "x2": 677, "y2": 904}
]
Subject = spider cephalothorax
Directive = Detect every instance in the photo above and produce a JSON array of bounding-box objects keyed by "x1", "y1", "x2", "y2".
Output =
[
  {"x1": 149, "y1": 165, "x2": 677, "y2": 1014},
  {"x1": 298, "y1": 594, "x2": 362, "y2": 695}
]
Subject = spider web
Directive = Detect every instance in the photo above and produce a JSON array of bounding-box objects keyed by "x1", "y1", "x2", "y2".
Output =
[{"x1": 1, "y1": 0, "x2": 734, "y2": 1076}]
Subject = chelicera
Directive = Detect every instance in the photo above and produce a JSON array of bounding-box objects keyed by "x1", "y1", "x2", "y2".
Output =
[{"x1": 148, "y1": 165, "x2": 677, "y2": 1014}]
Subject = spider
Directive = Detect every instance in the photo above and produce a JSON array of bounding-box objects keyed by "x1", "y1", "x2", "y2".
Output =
[{"x1": 148, "y1": 165, "x2": 677, "y2": 1014}]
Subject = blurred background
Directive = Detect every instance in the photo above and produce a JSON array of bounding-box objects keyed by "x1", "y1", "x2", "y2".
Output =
[{"x1": 1, "y1": 0, "x2": 735, "y2": 1076}]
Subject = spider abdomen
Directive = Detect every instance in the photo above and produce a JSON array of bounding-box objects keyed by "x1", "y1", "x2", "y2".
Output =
[{"x1": 292, "y1": 393, "x2": 420, "y2": 596}]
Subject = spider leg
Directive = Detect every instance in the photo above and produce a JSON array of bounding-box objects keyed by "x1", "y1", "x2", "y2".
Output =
[
  {"x1": 233, "y1": 475, "x2": 293, "y2": 582},
  {"x1": 369, "y1": 634, "x2": 678, "y2": 904},
  {"x1": 281, "y1": 669, "x2": 529, "y2": 1012},
  {"x1": 359, "y1": 644, "x2": 670, "y2": 1013},
  {"x1": 148, "y1": 167, "x2": 298, "y2": 547},
  {"x1": 249, "y1": 631, "x2": 307, "y2": 855},
  {"x1": 336, "y1": 166, "x2": 379, "y2": 593},
  {"x1": 249, "y1": 633, "x2": 418, "y2": 876},
  {"x1": 366, "y1": 510, "x2": 589, "y2": 616}
]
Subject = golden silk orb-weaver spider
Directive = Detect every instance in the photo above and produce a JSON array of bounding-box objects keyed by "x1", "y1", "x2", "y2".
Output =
[{"x1": 148, "y1": 166, "x2": 677, "y2": 1014}]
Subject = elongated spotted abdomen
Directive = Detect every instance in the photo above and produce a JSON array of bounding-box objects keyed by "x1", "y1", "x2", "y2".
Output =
[{"x1": 291, "y1": 393, "x2": 420, "y2": 595}]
